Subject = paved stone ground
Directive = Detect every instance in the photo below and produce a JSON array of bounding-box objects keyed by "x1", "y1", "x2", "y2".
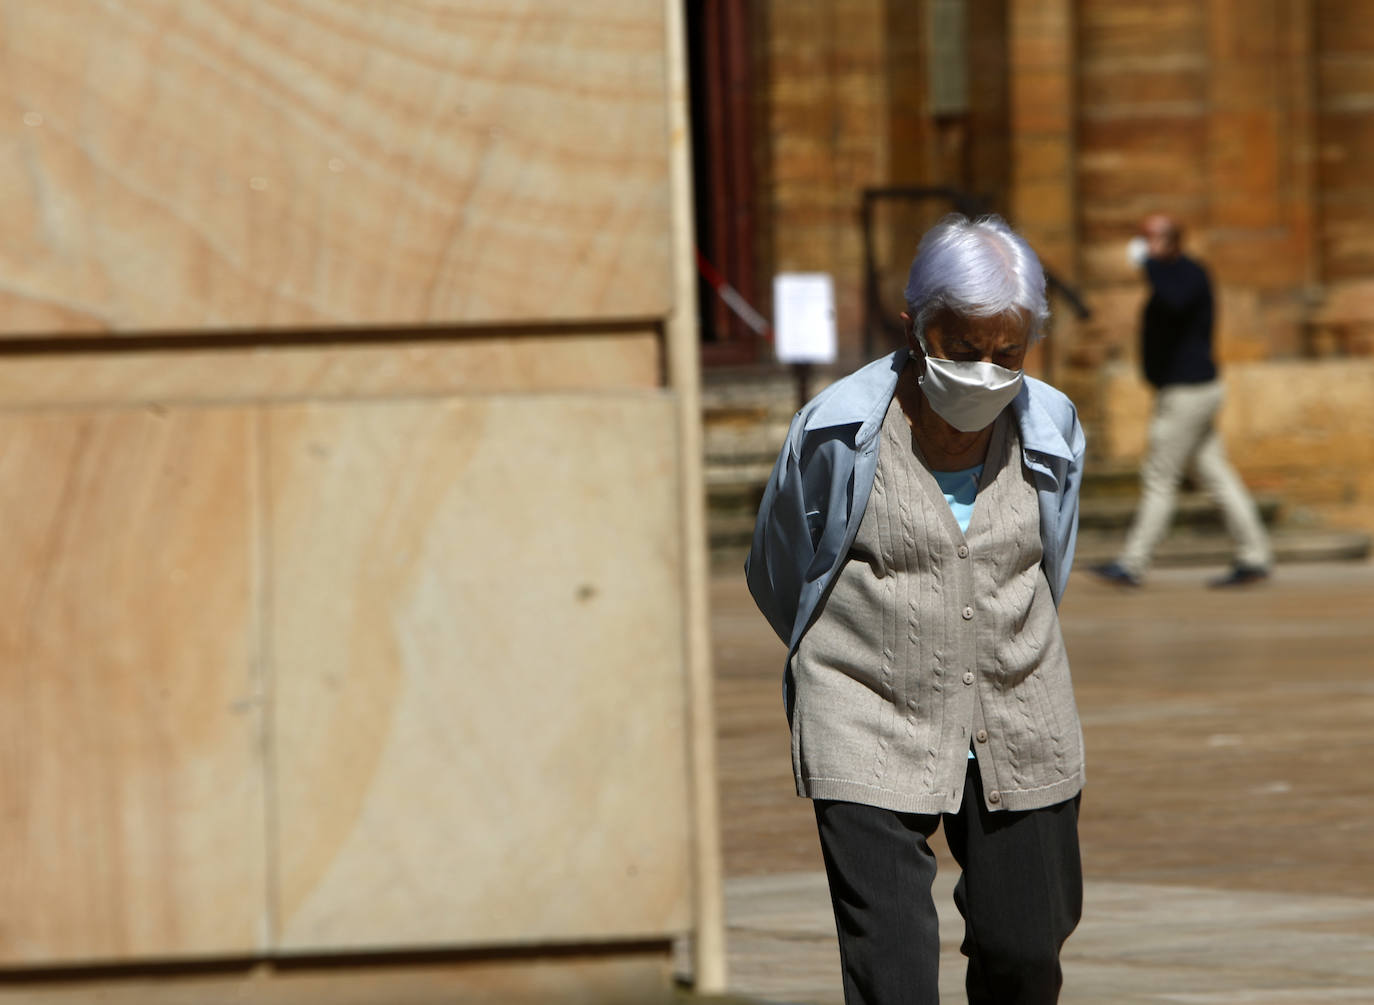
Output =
[{"x1": 709, "y1": 560, "x2": 1374, "y2": 1003}]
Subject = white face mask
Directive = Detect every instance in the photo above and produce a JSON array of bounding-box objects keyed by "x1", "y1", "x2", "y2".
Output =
[{"x1": 915, "y1": 352, "x2": 1024, "y2": 432}]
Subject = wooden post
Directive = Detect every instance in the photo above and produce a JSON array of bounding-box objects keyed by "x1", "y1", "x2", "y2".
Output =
[{"x1": 665, "y1": 0, "x2": 727, "y2": 992}]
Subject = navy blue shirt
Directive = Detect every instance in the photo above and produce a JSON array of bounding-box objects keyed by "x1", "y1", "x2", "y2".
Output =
[{"x1": 1141, "y1": 254, "x2": 1217, "y2": 389}]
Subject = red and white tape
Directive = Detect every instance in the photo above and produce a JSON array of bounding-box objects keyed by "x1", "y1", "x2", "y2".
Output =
[{"x1": 695, "y1": 249, "x2": 771, "y2": 337}]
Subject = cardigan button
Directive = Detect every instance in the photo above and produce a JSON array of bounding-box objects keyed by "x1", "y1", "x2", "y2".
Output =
[
  {"x1": 962, "y1": 606, "x2": 973, "y2": 620},
  {"x1": 988, "y1": 790, "x2": 1001, "y2": 805},
  {"x1": 962, "y1": 671, "x2": 975, "y2": 685},
  {"x1": 957, "y1": 545, "x2": 969, "y2": 559},
  {"x1": 976, "y1": 729, "x2": 988, "y2": 743}
]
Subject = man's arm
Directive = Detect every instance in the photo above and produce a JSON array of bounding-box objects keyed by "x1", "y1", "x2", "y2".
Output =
[{"x1": 1140, "y1": 320, "x2": 1173, "y2": 388}]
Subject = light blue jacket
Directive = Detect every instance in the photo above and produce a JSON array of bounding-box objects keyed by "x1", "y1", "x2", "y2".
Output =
[{"x1": 745, "y1": 350, "x2": 1086, "y2": 716}]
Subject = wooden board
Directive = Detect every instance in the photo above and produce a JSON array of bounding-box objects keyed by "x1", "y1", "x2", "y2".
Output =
[
  {"x1": 0, "y1": 1, "x2": 671, "y2": 336},
  {"x1": 0, "y1": 952, "x2": 673, "y2": 1005},
  {"x1": 0, "y1": 407, "x2": 265, "y2": 964},
  {"x1": 267, "y1": 394, "x2": 692, "y2": 951}
]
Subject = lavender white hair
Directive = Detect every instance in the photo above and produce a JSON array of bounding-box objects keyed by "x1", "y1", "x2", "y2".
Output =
[{"x1": 903, "y1": 214, "x2": 1050, "y2": 347}]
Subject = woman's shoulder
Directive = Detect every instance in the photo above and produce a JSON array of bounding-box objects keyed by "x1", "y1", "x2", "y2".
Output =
[
  {"x1": 1017, "y1": 376, "x2": 1085, "y2": 459},
  {"x1": 794, "y1": 351, "x2": 905, "y2": 437},
  {"x1": 1023, "y1": 375, "x2": 1076, "y2": 416}
]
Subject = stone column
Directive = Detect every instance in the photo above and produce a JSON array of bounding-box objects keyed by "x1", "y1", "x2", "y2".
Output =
[{"x1": 1006, "y1": 0, "x2": 1079, "y2": 380}]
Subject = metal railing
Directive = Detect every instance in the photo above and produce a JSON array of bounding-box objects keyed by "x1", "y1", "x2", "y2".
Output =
[{"x1": 860, "y1": 186, "x2": 1091, "y2": 382}]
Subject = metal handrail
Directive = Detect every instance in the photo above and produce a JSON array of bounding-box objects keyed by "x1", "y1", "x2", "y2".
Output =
[{"x1": 860, "y1": 186, "x2": 1091, "y2": 378}]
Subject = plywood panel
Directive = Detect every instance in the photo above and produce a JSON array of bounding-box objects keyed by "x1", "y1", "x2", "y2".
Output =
[
  {"x1": 0, "y1": 331, "x2": 662, "y2": 408},
  {"x1": 0, "y1": 407, "x2": 264, "y2": 964},
  {"x1": 0, "y1": 1, "x2": 670, "y2": 336},
  {"x1": 268, "y1": 394, "x2": 691, "y2": 951}
]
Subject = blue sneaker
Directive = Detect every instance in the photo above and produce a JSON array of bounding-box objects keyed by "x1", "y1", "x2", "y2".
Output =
[
  {"x1": 1092, "y1": 562, "x2": 1142, "y2": 587},
  {"x1": 1207, "y1": 563, "x2": 1270, "y2": 588}
]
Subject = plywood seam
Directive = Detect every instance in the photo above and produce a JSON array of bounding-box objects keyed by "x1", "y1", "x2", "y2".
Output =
[
  {"x1": 0, "y1": 321, "x2": 668, "y2": 354},
  {"x1": 663, "y1": 0, "x2": 727, "y2": 990},
  {"x1": 255, "y1": 408, "x2": 281, "y2": 953},
  {"x1": 0, "y1": 388, "x2": 677, "y2": 414}
]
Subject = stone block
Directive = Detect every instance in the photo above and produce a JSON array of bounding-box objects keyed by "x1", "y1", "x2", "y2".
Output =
[
  {"x1": 1078, "y1": 115, "x2": 1208, "y2": 160},
  {"x1": 1079, "y1": 1, "x2": 1206, "y2": 62},
  {"x1": 1206, "y1": 233, "x2": 1305, "y2": 289},
  {"x1": 1208, "y1": 113, "x2": 1283, "y2": 228},
  {"x1": 1310, "y1": 278, "x2": 1374, "y2": 323},
  {"x1": 1095, "y1": 359, "x2": 1374, "y2": 520},
  {"x1": 1079, "y1": 67, "x2": 1207, "y2": 109},
  {"x1": 1013, "y1": 135, "x2": 1073, "y2": 183},
  {"x1": 1009, "y1": 69, "x2": 1074, "y2": 133},
  {"x1": 1320, "y1": 219, "x2": 1374, "y2": 279},
  {"x1": 1317, "y1": 58, "x2": 1374, "y2": 107},
  {"x1": 1316, "y1": 113, "x2": 1374, "y2": 190},
  {"x1": 1009, "y1": 179, "x2": 1074, "y2": 235},
  {"x1": 1316, "y1": 1, "x2": 1374, "y2": 52}
]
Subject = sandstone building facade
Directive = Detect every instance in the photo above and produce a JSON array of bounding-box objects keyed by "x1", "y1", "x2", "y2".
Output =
[{"x1": 693, "y1": 0, "x2": 1374, "y2": 530}]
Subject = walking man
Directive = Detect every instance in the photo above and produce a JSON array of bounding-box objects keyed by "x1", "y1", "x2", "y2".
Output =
[{"x1": 1094, "y1": 214, "x2": 1272, "y2": 588}]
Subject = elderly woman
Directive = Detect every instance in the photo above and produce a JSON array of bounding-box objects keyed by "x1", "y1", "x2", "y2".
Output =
[{"x1": 747, "y1": 215, "x2": 1086, "y2": 1005}]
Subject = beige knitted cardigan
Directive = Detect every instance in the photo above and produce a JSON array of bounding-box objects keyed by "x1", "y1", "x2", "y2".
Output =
[{"x1": 791, "y1": 399, "x2": 1085, "y2": 814}]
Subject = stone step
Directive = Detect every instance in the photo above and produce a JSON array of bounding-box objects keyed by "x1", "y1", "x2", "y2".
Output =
[
  {"x1": 1077, "y1": 493, "x2": 1284, "y2": 530},
  {"x1": 1074, "y1": 527, "x2": 1372, "y2": 567},
  {"x1": 708, "y1": 512, "x2": 1313, "y2": 556},
  {"x1": 706, "y1": 473, "x2": 1285, "y2": 528},
  {"x1": 705, "y1": 436, "x2": 1146, "y2": 493},
  {"x1": 709, "y1": 512, "x2": 764, "y2": 551},
  {"x1": 1078, "y1": 463, "x2": 1143, "y2": 497},
  {"x1": 704, "y1": 430, "x2": 791, "y2": 466},
  {"x1": 698, "y1": 367, "x2": 1373, "y2": 579},
  {"x1": 705, "y1": 461, "x2": 775, "y2": 494},
  {"x1": 711, "y1": 526, "x2": 1372, "y2": 574},
  {"x1": 705, "y1": 425, "x2": 1142, "y2": 493}
]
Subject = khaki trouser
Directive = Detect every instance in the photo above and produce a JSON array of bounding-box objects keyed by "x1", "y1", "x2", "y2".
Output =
[{"x1": 1117, "y1": 380, "x2": 1272, "y2": 577}]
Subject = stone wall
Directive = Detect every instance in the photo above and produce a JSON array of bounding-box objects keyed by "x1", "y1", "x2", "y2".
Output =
[
  {"x1": 752, "y1": 0, "x2": 1013, "y2": 359},
  {"x1": 1037, "y1": 1, "x2": 1374, "y2": 528},
  {"x1": 1311, "y1": 0, "x2": 1374, "y2": 354},
  {"x1": 1071, "y1": 0, "x2": 1317, "y2": 372},
  {"x1": 1062, "y1": 0, "x2": 1374, "y2": 368},
  {"x1": 755, "y1": 0, "x2": 890, "y2": 353},
  {"x1": 1098, "y1": 358, "x2": 1374, "y2": 532},
  {"x1": 743, "y1": 0, "x2": 1374, "y2": 526}
]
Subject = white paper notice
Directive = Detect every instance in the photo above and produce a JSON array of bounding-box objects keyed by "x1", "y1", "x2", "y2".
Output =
[{"x1": 773, "y1": 272, "x2": 838, "y2": 364}]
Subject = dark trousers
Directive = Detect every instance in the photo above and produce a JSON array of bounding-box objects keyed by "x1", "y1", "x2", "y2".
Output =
[{"x1": 814, "y1": 760, "x2": 1082, "y2": 1005}]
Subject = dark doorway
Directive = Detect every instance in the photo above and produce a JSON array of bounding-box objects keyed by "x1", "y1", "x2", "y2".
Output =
[{"x1": 686, "y1": 1, "x2": 764, "y2": 365}]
